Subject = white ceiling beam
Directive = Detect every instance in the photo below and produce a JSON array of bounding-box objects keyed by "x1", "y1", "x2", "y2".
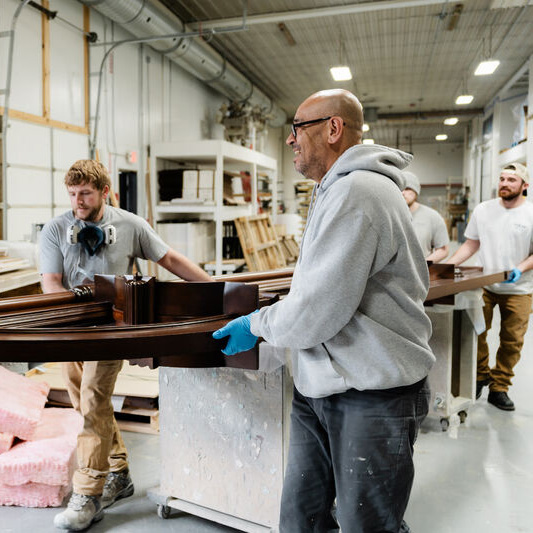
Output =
[{"x1": 193, "y1": 0, "x2": 471, "y2": 29}]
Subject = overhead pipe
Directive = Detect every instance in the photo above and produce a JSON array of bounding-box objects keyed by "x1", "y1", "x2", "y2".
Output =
[
  {"x1": 194, "y1": 0, "x2": 469, "y2": 28},
  {"x1": 78, "y1": 0, "x2": 286, "y2": 127}
]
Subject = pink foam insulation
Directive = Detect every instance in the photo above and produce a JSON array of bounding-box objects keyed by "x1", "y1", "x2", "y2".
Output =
[
  {"x1": 0, "y1": 365, "x2": 50, "y2": 440},
  {"x1": 0, "y1": 432, "x2": 14, "y2": 454},
  {"x1": 0, "y1": 408, "x2": 82, "y2": 507},
  {"x1": 0, "y1": 482, "x2": 69, "y2": 508}
]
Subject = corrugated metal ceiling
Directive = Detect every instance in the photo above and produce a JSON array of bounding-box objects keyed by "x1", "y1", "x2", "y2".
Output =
[{"x1": 158, "y1": 0, "x2": 533, "y2": 145}]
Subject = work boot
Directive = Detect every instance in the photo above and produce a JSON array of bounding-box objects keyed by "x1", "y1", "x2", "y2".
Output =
[
  {"x1": 54, "y1": 492, "x2": 103, "y2": 531},
  {"x1": 488, "y1": 390, "x2": 515, "y2": 411},
  {"x1": 476, "y1": 378, "x2": 491, "y2": 399},
  {"x1": 101, "y1": 469, "x2": 134, "y2": 509}
]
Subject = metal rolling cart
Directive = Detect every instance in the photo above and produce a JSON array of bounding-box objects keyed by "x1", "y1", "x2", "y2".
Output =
[
  {"x1": 148, "y1": 345, "x2": 291, "y2": 533},
  {"x1": 425, "y1": 265, "x2": 506, "y2": 430},
  {"x1": 426, "y1": 304, "x2": 477, "y2": 430}
]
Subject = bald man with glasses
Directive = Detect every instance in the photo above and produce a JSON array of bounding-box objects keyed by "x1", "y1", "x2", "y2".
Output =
[{"x1": 214, "y1": 89, "x2": 434, "y2": 533}]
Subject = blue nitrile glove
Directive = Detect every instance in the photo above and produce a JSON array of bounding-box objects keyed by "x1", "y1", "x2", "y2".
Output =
[
  {"x1": 212, "y1": 311, "x2": 259, "y2": 355},
  {"x1": 504, "y1": 268, "x2": 522, "y2": 284}
]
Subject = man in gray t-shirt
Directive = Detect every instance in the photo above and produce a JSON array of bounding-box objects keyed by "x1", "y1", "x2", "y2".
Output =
[
  {"x1": 402, "y1": 171, "x2": 450, "y2": 262},
  {"x1": 41, "y1": 160, "x2": 212, "y2": 532}
]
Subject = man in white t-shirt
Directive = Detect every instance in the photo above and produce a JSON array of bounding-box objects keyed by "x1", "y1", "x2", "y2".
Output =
[
  {"x1": 402, "y1": 171, "x2": 450, "y2": 262},
  {"x1": 448, "y1": 163, "x2": 533, "y2": 411}
]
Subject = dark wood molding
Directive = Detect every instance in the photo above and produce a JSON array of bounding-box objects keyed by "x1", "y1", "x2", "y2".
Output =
[{"x1": 0, "y1": 266, "x2": 507, "y2": 369}]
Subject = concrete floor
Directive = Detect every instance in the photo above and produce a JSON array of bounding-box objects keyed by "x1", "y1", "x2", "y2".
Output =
[{"x1": 1, "y1": 307, "x2": 533, "y2": 533}]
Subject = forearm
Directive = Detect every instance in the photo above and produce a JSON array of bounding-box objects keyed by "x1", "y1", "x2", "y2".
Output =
[
  {"x1": 40, "y1": 273, "x2": 68, "y2": 294},
  {"x1": 157, "y1": 249, "x2": 213, "y2": 281},
  {"x1": 447, "y1": 239, "x2": 480, "y2": 266},
  {"x1": 426, "y1": 245, "x2": 449, "y2": 263},
  {"x1": 517, "y1": 255, "x2": 533, "y2": 274}
]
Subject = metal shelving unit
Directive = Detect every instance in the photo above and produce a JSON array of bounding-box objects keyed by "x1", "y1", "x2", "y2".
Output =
[{"x1": 150, "y1": 140, "x2": 277, "y2": 276}]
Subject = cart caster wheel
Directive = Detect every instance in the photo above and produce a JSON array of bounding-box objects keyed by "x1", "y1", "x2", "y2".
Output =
[
  {"x1": 440, "y1": 418, "x2": 449, "y2": 431},
  {"x1": 157, "y1": 504, "x2": 171, "y2": 519},
  {"x1": 458, "y1": 410, "x2": 467, "y2": 424}
]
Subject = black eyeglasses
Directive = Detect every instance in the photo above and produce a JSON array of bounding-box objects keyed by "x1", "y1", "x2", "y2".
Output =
[{"x1": 291, "y1": 116, "x2": 332, "y2": 138}]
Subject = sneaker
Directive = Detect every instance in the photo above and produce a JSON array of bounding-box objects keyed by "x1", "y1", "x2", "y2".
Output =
[
  {"x1": 101, "y1": 469, "x2": 134, "y2": 509},
  {"x1": 54, "y1": 492, "x2": 103, "y2": 531},
  {"x1": 476, "y1": 378, "x2": 491, "y2": 400},
  {"x1": 488, "y1": 390, "x2": 515, "y2": 411}
]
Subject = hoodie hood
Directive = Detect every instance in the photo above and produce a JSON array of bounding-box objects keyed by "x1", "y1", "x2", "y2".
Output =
[{"x1": 320, "y1": 144, "x2": 412, "y2": 192}]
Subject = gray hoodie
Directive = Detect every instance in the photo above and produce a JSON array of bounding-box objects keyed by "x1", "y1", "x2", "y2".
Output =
[{"x1": 250, "y1": 144, "x2": 435, "y2": 398}]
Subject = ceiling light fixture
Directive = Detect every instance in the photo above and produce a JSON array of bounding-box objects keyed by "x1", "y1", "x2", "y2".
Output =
[
  {"x1": 475, "y1": 28, "x2": 499, "y2": 76},
  {"x1": 330, "y1": 66, "x2": 352, "y2": 81},
  {"x1": 362, "y1": 123, "x2": 370, "y2": 132},
  {"x1": 330, "y1": 35, "x2": 352, "y2": 81},
  {"x1": 456, "y1": 94, "x2": 474, "y2": 105},
  {"x1": 444, "y1": 117, "x2": 459, "y2": 125},
  {"x1": 475, "y1": 59, "x2": 500, "y2": 76},
  {"x1": 363, "y1": 138, "x2": 374, "y2": 145},
  {"x1": 436, "y1": 134, "x2": 448, "y2": 141}
]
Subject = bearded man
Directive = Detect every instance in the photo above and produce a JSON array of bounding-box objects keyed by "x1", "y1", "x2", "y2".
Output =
[
  {"x1": 449, "y1": 163, "x2": 533, "y2": 411},
  {"x1": 40, "y1": 159, "x2": 212, "y2": 531}
]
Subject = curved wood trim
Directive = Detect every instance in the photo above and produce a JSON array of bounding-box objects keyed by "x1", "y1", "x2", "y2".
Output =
[{"x1": 0, "y1": 314, "x2": 258, "y2": 368}]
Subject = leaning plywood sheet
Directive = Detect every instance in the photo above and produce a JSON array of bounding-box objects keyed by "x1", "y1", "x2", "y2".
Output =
[{"x1": 0, "y1": 366, "x2": 49, "y2": 440}]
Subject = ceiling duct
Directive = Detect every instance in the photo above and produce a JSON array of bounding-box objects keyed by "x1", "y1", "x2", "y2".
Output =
[{"x1": 78, "y1": 0, "x2": 286, "y2": 127}]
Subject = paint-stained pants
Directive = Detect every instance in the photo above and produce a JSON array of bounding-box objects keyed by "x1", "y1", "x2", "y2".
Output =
[
  {"x1": 477, "y1": 289, "x2": 532, "y2": 392},
  {"x1": 279, "y1": 379, "x2": 430, "y2": 533},
  {"x1": 63, "y1": 360, "x2": 128, "y2": 496}
]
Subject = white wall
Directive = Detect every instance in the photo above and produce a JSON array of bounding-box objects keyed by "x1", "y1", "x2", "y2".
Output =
[
  {"x1": 1, "y1": 0, "x2": 281, "y2": 241},
  {"x1": 280, "y1": 127, "x2": 464, "y2": 215}
]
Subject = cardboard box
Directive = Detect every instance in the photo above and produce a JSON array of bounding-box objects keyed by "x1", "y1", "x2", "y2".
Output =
[
  {"x1": 182, "y1": 188, "x2": 198, "y2": 200},
  {"x1": 199, "y1": 170, "x2": 215, "y2": 189},
  {"x1": 198, "y1": 188, "x2": 214, "y2": 201},
  {"x1": 182, "y1": 170, "x2": 198, "y2": 190}
]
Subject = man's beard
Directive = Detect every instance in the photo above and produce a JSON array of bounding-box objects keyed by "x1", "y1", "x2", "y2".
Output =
[
  {"x1": 499, "y1": 188, "x2": 521, "y2": 201},
  {"x1": 73, "y1": 202, "x2": 103, "y2": 222},
  {"x1": 296, "y1": 153, "x2": 328, "y2": 181}
]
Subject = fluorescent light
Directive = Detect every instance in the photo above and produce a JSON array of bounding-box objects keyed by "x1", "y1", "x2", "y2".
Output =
[
  {"x1": 475, "y1": 60, "x2": 500, "y2": 76},
  {"x1": 330, "y1": 66, "x2": 352, "y2": 81},
  {"x1": 363, "y1": 138, "x2": 374, "y2": 145},
  {"x1": 436, "y1": 134, "x2": 448, "y2": 141},
  {"x1": 444, "y1": 117, "x2": 458, "y2": 125},
  {"x1": 456, "y1": 94, "x2": 474, "y2": 105},
  {"x1": 362, "y1": 123, "x2": 370, "y2": 132}
]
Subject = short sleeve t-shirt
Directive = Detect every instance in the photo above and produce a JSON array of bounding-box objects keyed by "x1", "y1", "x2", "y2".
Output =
[
  {"x1": 411, "y1": 204, "x2": 450, "y2": 258},
  {"x1": 40, "y1": 205, "x2": 169, "y2": 289},
  {"x1": 464, "y1": 198, "x2": 533, "y2": 295}
]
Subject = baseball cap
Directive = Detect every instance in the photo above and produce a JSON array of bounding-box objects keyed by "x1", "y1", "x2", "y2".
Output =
[
  {"x1": 402, "y1": 171, "x2": 421, "y2": 195},
  {"x1": 502, "y1": 162, "x2": 528, "y2": 184}
]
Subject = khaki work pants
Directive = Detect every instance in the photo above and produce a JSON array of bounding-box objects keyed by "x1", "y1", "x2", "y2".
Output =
[
  {"x1": 477, "y1": 289, "x2": 532, "y2": 392},
  {"x1": 63, "y1": 360, "x2": 128, "y2": 496}
]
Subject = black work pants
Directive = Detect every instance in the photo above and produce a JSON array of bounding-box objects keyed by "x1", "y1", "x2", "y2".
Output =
[{"x1": 279, "y1": 378, "x2": 430, "y2": 533}]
